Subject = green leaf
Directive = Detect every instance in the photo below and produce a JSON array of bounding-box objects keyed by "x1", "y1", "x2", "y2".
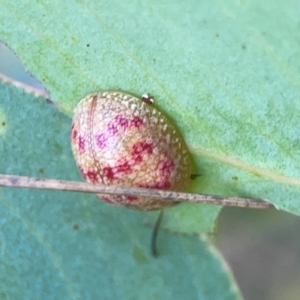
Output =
[
  {"x1": 0, "y1": 80, "x2": 242, "y2": 299},
  {"x1": 1, "y1": 0, "x2": 300, "y2": 217}
]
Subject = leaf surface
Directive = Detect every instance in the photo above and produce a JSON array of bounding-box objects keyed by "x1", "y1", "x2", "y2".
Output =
[
  {"x1": 0, "y1": 80, "x2": 242, "y2": 299},
  {"x1": 1, "y1": 0, "x2": 299, "y2": 217}
]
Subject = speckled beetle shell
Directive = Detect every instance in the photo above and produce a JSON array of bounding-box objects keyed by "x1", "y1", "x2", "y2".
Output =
[{"x1": 70, "y1": 91, "x2": 192, "y2": 210}]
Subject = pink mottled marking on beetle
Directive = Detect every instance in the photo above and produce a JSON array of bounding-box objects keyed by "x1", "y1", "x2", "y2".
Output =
[
  {"x1": 103, "y1": 159, "x2": 132, "y2": 182},
  {"x1": 71, "y1": 126, "x2": 78, "y2": 141},
  {"x1": 96, "y1": 116, "x2": 142, "y2": 150},
  {"x1": 107, "y1": 123, "x2": 118, "y2": 135},
  {"x1": 103, "y1": 166, "x2": 115, "y2": 181},
  {"x1": 158, "y1": 158, "x2": 175, "y2": 189},
  {"x1": 131, "y1": 141, "x2": 153, "y2": 163},
  {"x1": 126, "y1": 196, "x2": 138, "y2": 201},
  {"x1": 115, "y1": 115, "x2": 129, "y2": 129},
  {"x1": 115, "y1": 159, "x2": 132, "y2": 174},
  {"x1": 95, "y1": 133, "x2": 108, "y2": 149},
  {"x1": 137, "y1": 158, "x2": 174, "y2": 190},
  {"x1": 159, "y1": 158, "x2": 175, "y2": 178},
  {"x1": 159, "y1": 181, "x2": 171, "y2": 189},
  {"x1": 113, "y1": 115, "x2": 144, "y2": 131},
  {"x1": 130, "y1": 116, "x2": 143, "y2": 128},
  {"x1": 78, "y1": 135, "x2": 86, "y2": 153},
  {"x1": 85, "y1": 170, "x2": 98, "y2": 183},
  {"x1": 95, "y1": 122, "x2": 120, "y2": 150}
]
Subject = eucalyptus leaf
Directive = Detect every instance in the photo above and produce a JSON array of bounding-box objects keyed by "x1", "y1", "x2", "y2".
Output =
[{"x1": 1, "y1": 0, "x2": 300, "y2": 217}]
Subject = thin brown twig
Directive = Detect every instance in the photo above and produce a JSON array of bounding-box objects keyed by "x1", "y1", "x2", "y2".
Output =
[{"x1": 0, "y1": 174, "x2": 275, "y2": 209}]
